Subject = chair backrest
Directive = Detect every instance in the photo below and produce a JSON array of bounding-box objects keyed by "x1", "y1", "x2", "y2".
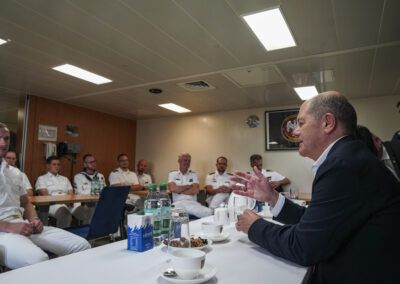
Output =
[{"x1": 86, "y1": 186, "x2": 130, "y2": 240}]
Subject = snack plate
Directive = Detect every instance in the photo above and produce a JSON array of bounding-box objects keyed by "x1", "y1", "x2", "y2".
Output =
[{"x1": 163, "y1": 239, "x2": 213, "y2": 251}]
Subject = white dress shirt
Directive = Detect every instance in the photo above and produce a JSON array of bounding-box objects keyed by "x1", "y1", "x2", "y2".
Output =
[
  {"x1": 137, "y1": 172, "x2": 152, "y2": 188},
  {"x1": 0, "y1": 160, "x2": 26, "y2": 220},
  {"x1": 168, "y1": 170, "x2": 199, "y2": 202},
  {"x1": 73, "y1": 171, "x2": 106, "y2": 194},
  {"x1": 109, "y1": 167, "x2": 139, "y2": 186},
  {"x1": 35, "y1": 172, "x2": 72, "y2": 195},
  {"x1": 381, "y1": 145, "x2": 400, "y2": 182}
]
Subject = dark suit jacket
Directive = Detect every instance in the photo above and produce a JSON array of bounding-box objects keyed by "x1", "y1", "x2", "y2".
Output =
[
  {"x1": 384, "y1": 140, "x2": 400, "y2": 179},
  {"x1": 248, "y1": 136, "x2": 400, "y2": 283}
]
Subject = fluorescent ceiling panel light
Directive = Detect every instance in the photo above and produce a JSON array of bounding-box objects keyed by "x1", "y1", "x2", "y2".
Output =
[
  {"x1": 243, "y1": 8, "x2": 296, "y2": 51},
  {"x1": 294, "y1": 86, "x2": 319, "y2": 100},
  {"x1": 52, "y1": 64, "x2": 112, "y2": 85},
  {"x1": 0, "y1": 38, "x2": 8, "y2": 46},
  {"x1": 159, "y1": 103, "x2": 191, "y2": 113}
]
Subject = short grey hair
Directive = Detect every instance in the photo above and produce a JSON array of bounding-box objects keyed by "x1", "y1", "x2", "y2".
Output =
[
  {"x1": 178, "y1": 152, "x2": 191, "y2": 159},
  {"x1": 307, "y1": 93, "x2": 357, "y2": 134}
]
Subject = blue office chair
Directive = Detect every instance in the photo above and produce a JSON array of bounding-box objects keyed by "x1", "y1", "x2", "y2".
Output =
[{"x1": 65, "y1": 186, "x2": 130, "y2": 244}]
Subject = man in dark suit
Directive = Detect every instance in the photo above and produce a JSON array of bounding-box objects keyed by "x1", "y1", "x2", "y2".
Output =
[{"x1": 231, "y1": 92, "x2": 400, "y2": 283}]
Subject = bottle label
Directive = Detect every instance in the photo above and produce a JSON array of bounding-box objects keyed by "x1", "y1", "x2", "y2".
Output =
[
  {"x1": 160, "y1": 207, "x2": 171, "y2": 234},
  {"x1": 144, "y1": 208, "x2": 161, "y2": 237}
]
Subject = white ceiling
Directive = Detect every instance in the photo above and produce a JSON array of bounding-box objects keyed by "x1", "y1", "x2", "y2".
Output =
[{"x1": 0, "y1": 0, "x2": 399, "y2": 121}]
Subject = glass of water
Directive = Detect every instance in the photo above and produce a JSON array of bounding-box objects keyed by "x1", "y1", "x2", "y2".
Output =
[
  {"x1": 233, "y1": 196, "x2": 247, "y2": 221},
  {"x1": 167, "y1": 206, "x2": 191, "y2": 254}
]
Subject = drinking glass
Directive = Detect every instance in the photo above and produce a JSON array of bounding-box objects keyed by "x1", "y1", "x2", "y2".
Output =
[
  {"x1": 289, "y1": 187, "x2": 299, "y2": 199},
  {"x1": 167, "y1": 206, "x2": 191, "y2": 254},
  {"x1": 233, "y1": 196, "x2": 247, "y2": 221}
]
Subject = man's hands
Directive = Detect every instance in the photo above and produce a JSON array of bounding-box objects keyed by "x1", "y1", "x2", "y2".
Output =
[
  {"x1": 5, "y1": 222, "x2": 34, "y2": 236},
  {"x1": 217, "y1": 185, "x2": 231, "y2": 194},
  {"x1": 3, "y1": 219, "x2": 43, "y2": 236},
  {"x1": 30, "y1": 219, "x2": 44, "y2": 234},
  {"x1": 230, "y1": 166, "x2": 279, "y2": 207},
  {"x1": 235, "y1": 209, "x2": 262, "y2": 234}
]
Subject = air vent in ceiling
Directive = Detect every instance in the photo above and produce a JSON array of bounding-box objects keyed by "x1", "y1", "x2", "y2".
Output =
[
  {"x1": 223, "y1": 65, "x2": 285, "y2": 87},
  {"x1": 177, "y1": 80, "x2": 215, "y2": 92}
]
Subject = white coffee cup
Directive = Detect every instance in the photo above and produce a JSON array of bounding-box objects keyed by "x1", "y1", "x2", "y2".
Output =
[
  {"x1": 170, "y1": 249, "x2": 206, "y2": 280},
  {"x1": 201, "y1": 222, "x2": 223, "y2": 237},
  {"x1": 214, "y1": 207, "x2": 229, "y2": 225}
]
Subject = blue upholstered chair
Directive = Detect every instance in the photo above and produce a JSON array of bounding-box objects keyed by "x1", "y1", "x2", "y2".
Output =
[{"x1": 65, "y1": 186, "x2": 130, "y2": 245}]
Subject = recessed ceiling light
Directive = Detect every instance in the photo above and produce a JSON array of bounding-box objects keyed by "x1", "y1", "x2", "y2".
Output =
[
  {"x1": 52, "y1": 64, "x2": 112, "y2": 85},
  {"x1": 0, "y1": 38, "x2": 8, "y2": 46},
  {"x1": 243, "y1": 8, "x2": 296, "y2": 51},
  {"x1": 294, "y1": 86, "x2": 319, "y2": 100},
  {"x1": 159, "y1": 103, "x2": 191, "y2": 113}
]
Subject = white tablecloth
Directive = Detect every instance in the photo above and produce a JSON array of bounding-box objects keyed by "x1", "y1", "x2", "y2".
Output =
[{"x1": 0, "y1": 216, "x2": 307, "y2": 284}]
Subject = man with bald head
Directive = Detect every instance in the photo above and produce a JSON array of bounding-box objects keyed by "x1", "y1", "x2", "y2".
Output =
[
  {"x1": 231, "y1": 92, "x2": 400, "y2": 283},
  {"x1": 136, "y1": 159, "x2": 152, "y2": 189}
]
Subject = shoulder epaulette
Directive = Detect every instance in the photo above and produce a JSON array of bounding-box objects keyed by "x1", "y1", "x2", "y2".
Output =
[
  {"x1": 227, "y1": 173, "x2": 233, "y2": 176},
  {"x1": 112, "y1": 169, "x2": 118, "y2": 172},
  {"x1": 169, "y1": 170, "x2": 177, "y2": 173},
  {"x1": 208, "y1": 172, "x2": 214, "y2": 175}
]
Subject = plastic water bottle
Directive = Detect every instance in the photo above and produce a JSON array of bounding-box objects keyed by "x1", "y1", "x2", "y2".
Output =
[
  {"x1": 90, "y1": 177, "x2": 97, "y2": 195},
  {"x1": 144, "y1": 184, "x2": 161, "y2": 246},
  {"x1": 158, "y1": 183, "x2": 171, "y2": 241},
  {"x1": 91, "y1": 176, "x2": 102, "y2": 195}
]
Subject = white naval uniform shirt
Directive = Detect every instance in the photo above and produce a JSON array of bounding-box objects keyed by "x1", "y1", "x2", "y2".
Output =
[
  {"x1": 137, "y1": 173, "x2": 152, "y2": 188},
  {"x1": 261, "y1": 169, "x2": 285, "y2": 182},
  {"x1": 108, "y1": 168, "x2": 139, "y2": 186},
  {"x1": 205, "y1": 171, "x2": 233, "y2": 190},
  {"x1": 0, "y1": 160, "x2": 26, "y2": 220},
  {"x1": 21, "y1": 172, "x2": 32, "y2": 191},
  {"x1": 168, "y1": 170, "x2": 199, "y2": 202},
  {"x1": 73, "y1": 171, "x2": 106, "y2": 195},
  {"x1": 35, "y1": 172, "x2": 72, "y2": 195}
]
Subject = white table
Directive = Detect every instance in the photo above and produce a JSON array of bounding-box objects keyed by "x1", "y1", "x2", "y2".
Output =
[{"x1": 0, "y1": 216, "x2": 307, "y2": 284}]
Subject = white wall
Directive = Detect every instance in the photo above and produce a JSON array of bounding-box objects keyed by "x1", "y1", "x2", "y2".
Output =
[{"x1": 136, "y1": 95, "x2": 400, "y2": 193}]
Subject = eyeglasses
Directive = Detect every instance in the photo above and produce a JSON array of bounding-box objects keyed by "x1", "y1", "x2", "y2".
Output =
[
  {"x1": 5, "y1": 157, "x2": 16, "y2": 161},
  {"x1": 85, "y1": 160, "x2": 96, "y2": 164},
  {"x1": 119, "y1": 159, "x2": 129, "y2": 162}
]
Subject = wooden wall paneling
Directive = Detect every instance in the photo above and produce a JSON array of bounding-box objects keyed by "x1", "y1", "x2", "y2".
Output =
[{"x1": 24, "y1": 96, "x2": 136, "y2": 186}]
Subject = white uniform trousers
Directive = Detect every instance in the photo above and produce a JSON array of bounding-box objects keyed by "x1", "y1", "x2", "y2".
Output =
[
  {"x1": 49, "y1": 203, "x2": 92, "y2": 228},
  {"x1": 173, "y1": 200, "x2": 212, "y2": 218},
  {"x1": 207, "y1": 193, "x2": 230, "y2": 210},
  {"x1": 0, "y1": 218, "x2": 90, "y2": 269}
]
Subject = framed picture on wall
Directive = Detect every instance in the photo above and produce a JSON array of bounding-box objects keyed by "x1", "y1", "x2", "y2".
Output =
[
  {"x1": 38, "y1": 124, "x2": 58, "y2": 141},
  {"x1": 265, "y1": 109, "x2": 299, "y2": 150}
]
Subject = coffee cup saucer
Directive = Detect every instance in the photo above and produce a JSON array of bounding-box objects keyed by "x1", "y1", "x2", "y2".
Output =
[
  {"x1": 159, "y1": 262, "x2": 217, "y2": 283},
  {"x1": 199, "y1": 231, "x2": 229, "y2": 242}
]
